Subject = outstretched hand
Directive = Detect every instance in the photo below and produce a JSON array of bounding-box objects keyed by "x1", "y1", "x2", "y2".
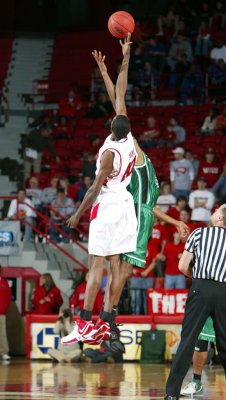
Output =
[
  {"x1": 120, "y1": 33, "x2": 132, "y2": 57},
  {"x1": 177, "y1": 222, "x2": 190, "y2": 240},
  {"x1": 92, "y1": 50, "x2": 107, "y2": 74},
  {"x1": 67, "y1": 214, "x2": 80, "y2": 228}
]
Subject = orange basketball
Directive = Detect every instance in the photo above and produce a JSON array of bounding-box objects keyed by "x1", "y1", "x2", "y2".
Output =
[{"x1": 108, "y1": 11, "x2": 135, "y2": 39}]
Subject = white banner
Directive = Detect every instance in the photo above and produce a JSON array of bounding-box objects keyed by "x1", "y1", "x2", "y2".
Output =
[{"x1": 0, "y1": 221, "x2": 21, "y2": 255}]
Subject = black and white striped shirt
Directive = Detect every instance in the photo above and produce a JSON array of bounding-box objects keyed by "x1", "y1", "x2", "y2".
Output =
[{"x1": 185, "y1": 227, "x2": 226, "y2": 282}]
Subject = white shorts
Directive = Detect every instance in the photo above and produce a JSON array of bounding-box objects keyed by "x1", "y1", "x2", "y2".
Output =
[{"x1": 88, "y1": 191, "x2": 137, "y2": 256}]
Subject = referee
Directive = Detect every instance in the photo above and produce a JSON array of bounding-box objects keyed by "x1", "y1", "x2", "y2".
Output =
[{"x1": 165, "y1": 204, "x2": 226, "y2": 400}]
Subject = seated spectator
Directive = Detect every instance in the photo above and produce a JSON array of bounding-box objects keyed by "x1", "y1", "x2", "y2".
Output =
[
  {"x1": 179, "y1": 64, "x2": 204, "y2": 105},
  {"x1": 145, "y1": 218, "x2": 168, "y2": 289},
  {"x1": 156, "y1": 4, "x2": 179, "y2": 36},
  {"x1": 137, "y1": 61, "x2": 160, "y2": 100},
  {"x1": 212, "y1": 162, "x2": 226, "y2": 202},
  {"x1": 87, "y1": 92, "x2": 113, "y2": 118},
  {"x1": 177, "y1": 208, "x2": 197, "y2": 234},
  {"x1": 76, "y1": 176, "x2": 92, "y2": 206},
  {"x1": 41, "y1": 176, "x2": 59, "y2": 206},
  {"x1": 58, "y1": 87, "x2": 82, "y2": 118},
  {"x1": 210, "y1": 40, "x2": 226, "y2": 63},
  {"x1": 215, "y1": 106, "x2": 226, "y2": 134},
  {"x1": 84, "y1": 340, "x2": 123, "y2": 363},
  {"x1": 198, "y1": 147, "x2": 222, "y2": 187},
  {"x1": 199, "y1": 107, "x2": 219, "y2": 136},
  {"x1": 82, "y1": 152, "x2": 96, "y2": 179},
  {"x1": 167, "y1": 34, "x2": 193, "y2": 72},
  {"x1": 210, "y1": 1, "x2": 226, "y2": 31},
  {"x1": 170, "y1": 117, "x2": 186, "y2": 144},
  {"x1": 59, "y1": 177, "x2": 70, "y2": 196},
  {"x1": 139, "y1": 116, "x2": 160, "y2": 148},
  {"x1": 170, "y1": 147, "x2": 194, "y2": 199},
  {"x1": 26, "y1": 176, "x2": 42, "y2": 211},
  {"x1": 195, "y1": 20, "x2": 211, "y2": 56},
  {"x1": 7, "y1": 188, "x2": 36, "y2": 242},
  {"x1": 53, "y1": 116, "x2": 71, "y2": 139},
  {"x1": 32, "y1": 273, "x2": 63, "y2": 314},
  {"x1": 49, "y1": 188, "x2": 76, "y2": 243},
  {"x1": 168, "y1": 53, "x2": 191, "y2": 89},
  {"x1": 189, "y1": 176, "x2": 215, "y2": 223},
  {"x1": 129, "y1": 45, "x2": 144, "y2": 79},
  {"x1": 48, "y1": 309, "x2": 82, "y2": 363},
  {"x1": 184, "y1": 149, "x2": 199, "y2": 178},
  {"x1": 23, "y1": 125, "x2": 60, "y2": 182},
  {"x1": 145, "y1": 36, "x2": 166, "y2": 72},
  {"x1": 90, "y1": 66, "x2": 106, "y2": 101},
  {"x1": 156, "y1": 182, "x2": 176, "y2": 212},
  {"x1": 70, "y1": 272, "x2": 103, "y2": 315},
  {"x1": 167, "y1": 196, "x2": 189, "y2": 220},
  {"x1": 158, "y1": 232, "x2": 185, "y2": 289},
  {"x1": 160, "y1": 119, "x2": 177, "y2": 147}
]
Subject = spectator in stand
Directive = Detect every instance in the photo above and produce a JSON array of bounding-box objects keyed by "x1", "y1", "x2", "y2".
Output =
[
  {"x1": 48, "y1": 309, "x2": 82, "y2": 363},
  {"x1": 58, "y1": 177, "x2": 70, "y2": 196},
  {"x1": 23, "y1": 125, "x2": 60, "y2": 182},
  {"x1": 0, "y1": 265, "x2": 11, "y2": 361},
  {"x1": 160, "y1": 119, "x2": 177, "y2": 147},
  {"x1": 167, "y1": 196, "x2": 189, "y2": 221},
  {"x1": 145, "y1": 36, "x2": 166, "y2": 72},
  {"x1": 87, "y1": 92, "x2": 113, "y2": 118},
  {"x1": 170, "y1": 147, "x2": 194, "y2": 199},
  {"x1": 179, "y1": 64, "x2": 204, "y2": 105},
  {"x1": 70, "y1": 272, "x2": 103, "y2": 315},
  {"x1": 189, "y1": 177, "x2": 215, "y2": 224},
  {"x1": 158, "y1": 232, "x2": 185, "y2": 289},
  {"x1": 129, "y1": 45, "x2": 144, "y2": 79},
  {"x1": 210, "y1": 40, "x2": 226, "y2": 63},
  {"x1": 195, "y1": 20, "x2": 211, "y2": 57},
  {"x1": 208, "y1": 59, "x2": 226, "y2": 92},
  {"x1": 82, "y1": 152, "x2": 96, "y2": 180},
  {"x1": 170, "y1": 117, "x2": 186, "y2": 144},
  {"x1": 156, "y1": 182, "x2": 176, "y2": 212},
  {"x1": 156, "y1": 4, "x2": 179, "y2": 36},
  {"x1": 215, "y1": 106, "x2": 226, "y2": 134},
  {"x1": 7, "y1": 188, "x2": 36, "y2": 242},
  {"x1": 212, "y1": 162, "x2": 226, "y2": 203},
  {"x1": 58, "y1": 87, "x2": 83, "y2": 118},
  {"x1": 53, "y1": 116, "x2": 71, "y2": 139},
  {"x1": 210, "y1": 1, "x2": 226, "y2": 31},
  {"x1": 168, "y1": 53, "x2": 191, "y2": 89},
  {"x1": 145, "y1": 219, "x2": 168, "y2": 289},
  {"x1": 137, "y1": 61, "x2": 160, "y2": 100},
  {"x1": 178, "y1": 209, "x2": 197, "y2": 233},
  {"x1": 75, "y1": 176, "x2": 92, "y2": 207},
  {"x1": 90, "y1": 66, "x2": 106, "y2": 101},
  {"x1": 26, "y1": 176, "x2": 42, "y2": 211},
  {"x1": 32, "y1": 273, "x2": 63, "y2": 314},
  {"x1": 49, "y1": 188, "x2": 76, "y2": 243},
  {"x1": 185, "y1": 149, "x2": 199, "y2": 178},
  {"x1": 198, "y1": 147, "x2": 222, "y2": 187},
  {"x1": 167, "y1": 34, "x2": 193, "y2": 72},
  {"x1": 41, "y1": 177, "x2": 59, "y2": 206},
  {"x1": 139, "y1": 116, "x2": 161, "y2": 149},
  {"x1": 199, "y1": 107, "x2": 219, "y2": 136}
]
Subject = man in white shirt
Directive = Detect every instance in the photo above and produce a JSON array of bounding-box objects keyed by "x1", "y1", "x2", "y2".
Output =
[
  {"x1": 189, "y1": 177, "x2": 215, "y2": 223},
  {"x1": 170, "y1": 147, "x2": 194, "y2": 200},
  {"x1": 210, "y1": 40, "x2": 226, "y2": 63},
  {"x1": 7, "y1": 188, "x2": 36, "y2": 242},
  {"x1": 156, "y1": 182, "x2": 176, "y2": 212}
]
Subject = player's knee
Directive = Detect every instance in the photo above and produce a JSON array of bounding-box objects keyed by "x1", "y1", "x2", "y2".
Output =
[{"x1": 121, "y1": 263, "x2": 133, "y2": 280}]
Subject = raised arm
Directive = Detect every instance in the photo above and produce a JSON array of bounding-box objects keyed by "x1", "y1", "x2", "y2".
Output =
[
  {"x1": 92, "y1": 51, "x2": 116, "y2": 111},
  {"x1": 115, "y1": 34, "x2": 132, "y2": 116}
]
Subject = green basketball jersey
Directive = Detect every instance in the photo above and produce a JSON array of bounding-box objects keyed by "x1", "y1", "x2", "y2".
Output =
[
  {"x1": 128, "y1": 152, "x2": 159, "y2": 207},
  {"x1": 122, "y1": 153, "x2": 159, "y2": 268}
]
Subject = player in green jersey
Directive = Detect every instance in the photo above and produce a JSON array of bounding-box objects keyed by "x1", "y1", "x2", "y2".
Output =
[{"x1": 92, "y1": 41, "x2": 189, "y2": 350}]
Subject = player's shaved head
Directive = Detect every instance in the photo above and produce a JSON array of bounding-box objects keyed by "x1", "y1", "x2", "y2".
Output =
[{"x1": 111, "y1": 115, "x2": 131, "y2": 140}]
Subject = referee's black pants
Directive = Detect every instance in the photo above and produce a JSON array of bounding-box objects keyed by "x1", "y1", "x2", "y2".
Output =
[{"x1": 166, "y1": 279, "x2": 226, "y2": 397}]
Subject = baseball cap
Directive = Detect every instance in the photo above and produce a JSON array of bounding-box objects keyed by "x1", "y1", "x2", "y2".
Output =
[
  {"x1": 172, "y1": 147, "x2": 184, "y2": 155},
  {"x1": 198, "y1": 176, "x2": 207, "y2": 182}
]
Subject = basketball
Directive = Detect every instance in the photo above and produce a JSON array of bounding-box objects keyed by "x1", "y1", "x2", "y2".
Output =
[{"x1": 108, "y1": 11, "x2": 135, "y2": 39}]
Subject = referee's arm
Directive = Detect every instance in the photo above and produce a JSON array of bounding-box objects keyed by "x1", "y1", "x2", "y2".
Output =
[{"x1": 179, "y1": 250, "x2": 194, "y2": 278}]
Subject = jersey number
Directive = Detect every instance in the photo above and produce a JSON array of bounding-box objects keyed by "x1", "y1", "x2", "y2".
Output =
[{"x1": 121, "y1": 157, "x2": 136, "y2": 182}]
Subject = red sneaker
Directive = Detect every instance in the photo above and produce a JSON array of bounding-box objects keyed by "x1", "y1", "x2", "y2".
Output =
[
  {"x1": 61, "y1": 319, "x2": 97, "y2": 344},
  {"x1": 84, "y1": 319, "x2": 110, "y2": 344}
]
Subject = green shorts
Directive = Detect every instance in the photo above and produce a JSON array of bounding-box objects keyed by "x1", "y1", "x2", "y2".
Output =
[
  {"x1": 122, "y1": 204, "x2": 154, "y2": 268},
  {"x1": 198, "y1": 317, "x2": 216, "y2": 343}
]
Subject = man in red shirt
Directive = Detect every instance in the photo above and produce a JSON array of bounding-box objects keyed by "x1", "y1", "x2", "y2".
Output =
[
  {"x1": 158, "y1": 232, "x2": 185, "y2": 289},
  {"x1": 0, "y1": 265, "x2": 11, "y2": 360},
  {"x1": 198, "y1": 147, "x2": 222, "y2": 187}
]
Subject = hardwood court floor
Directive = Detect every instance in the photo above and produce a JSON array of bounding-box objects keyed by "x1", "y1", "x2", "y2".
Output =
[{"x1": 0, "y1": 359, "x2": 225, "y2": 399}]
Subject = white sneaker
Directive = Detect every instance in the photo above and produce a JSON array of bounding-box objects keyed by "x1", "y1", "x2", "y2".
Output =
[
  {"x1": 2, "y1": 354, "x2": 11, "y2": 361},
  {"x1": 181, "y1": 380, "x2": 203, "y2": 396}
]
